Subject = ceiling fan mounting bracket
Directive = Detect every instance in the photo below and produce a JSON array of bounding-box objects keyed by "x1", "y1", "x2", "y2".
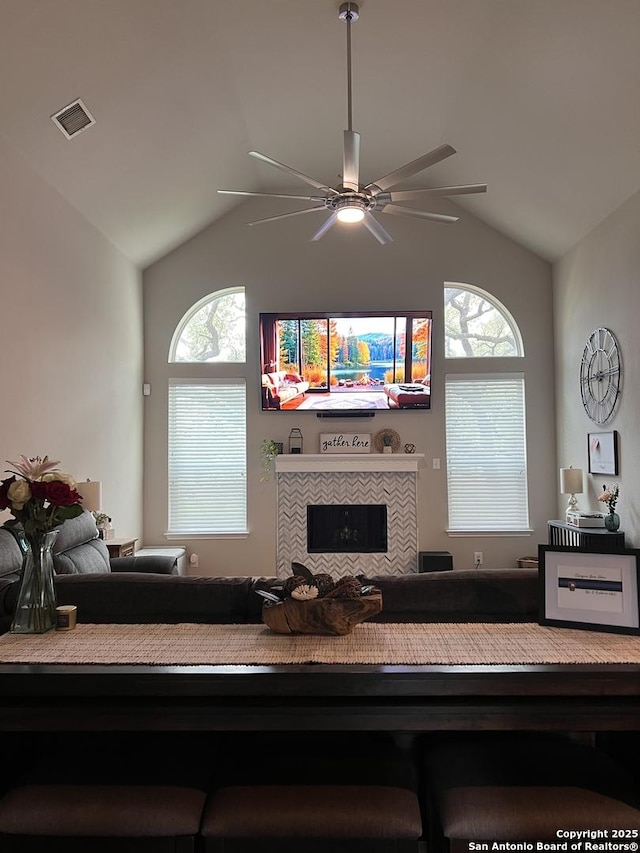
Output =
[{"x1": 338, "y1": 3, "x2": 359, "y2": 24}]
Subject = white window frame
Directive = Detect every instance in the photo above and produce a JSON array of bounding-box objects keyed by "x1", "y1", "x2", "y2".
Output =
[
  {"x1": 444, "y1": 282, "x2": 524, "y2": 359},
  {"x1": 168, "y1": 286, "x2": 246, "y2": 364},
  {"x1": 167, "y1": 378, "x2": 247, "y2": 538},
  {"x1": 445, "y1": 372, "x2": 531, "y2": 535}
]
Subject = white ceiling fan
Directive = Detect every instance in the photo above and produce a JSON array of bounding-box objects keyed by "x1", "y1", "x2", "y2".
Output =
[{"x1": 218, "y1": 2, "x2": 487, "y2": 244}]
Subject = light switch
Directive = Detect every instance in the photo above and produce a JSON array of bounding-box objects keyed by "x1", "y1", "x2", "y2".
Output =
[{"x1": 432, "y1": 458, "x2": 441, "y2": 469}]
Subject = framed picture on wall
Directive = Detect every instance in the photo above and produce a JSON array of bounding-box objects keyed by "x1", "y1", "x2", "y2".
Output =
[
  {"x1": 539, "y1": 545, "x2": 640, "y2": 635},
  {"x1": 588, "y1": 430, "x2": 618, "y2": 476}
]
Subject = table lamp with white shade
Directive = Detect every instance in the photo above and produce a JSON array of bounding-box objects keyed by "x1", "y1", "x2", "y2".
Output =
[
  {"x1": 75, "y1": 480, "x2": 102, "y2": 513},
  {"x1": 559, "y1": 467, "x2": 583, "y2": 519}
]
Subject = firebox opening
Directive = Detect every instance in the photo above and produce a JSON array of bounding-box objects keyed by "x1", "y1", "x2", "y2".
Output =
[{"x1": 306, "y1": 504, "x2": 388, "y2": 553}]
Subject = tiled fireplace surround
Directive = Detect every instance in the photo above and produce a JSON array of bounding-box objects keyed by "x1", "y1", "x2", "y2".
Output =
[{"x1": 275, "y1": 454, "x2": 423, "y2": 578}]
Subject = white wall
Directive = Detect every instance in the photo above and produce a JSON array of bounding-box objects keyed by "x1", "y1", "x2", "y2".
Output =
[
  {"x1": 0, "y1": 136, "x2": 144, "y2": 538},
  {"x1": 554, "y1": 189, "x2": 640, "y2": 544},
  {"x1": 143, "y1": 196, "x2": 554, "y2": 575}
]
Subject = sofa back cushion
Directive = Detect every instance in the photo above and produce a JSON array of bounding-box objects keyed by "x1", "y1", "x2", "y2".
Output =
[
  {"x1": 55, "y1": 573, "x2": 254, "y2": 623},
  {"x1": 53, "y1": 510, "x2": 100, "y2": 551},
  {"x1": 52, "y1": 510, "x2": 111, "y2": 574},
  {"x1": 364, "y1": 569, "x2": 538, "y2": 623}
]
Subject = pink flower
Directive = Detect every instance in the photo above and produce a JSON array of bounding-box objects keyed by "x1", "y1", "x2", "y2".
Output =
[
  {"x1": 597, "y1": 484, "x2": 619, "y2": 514},
  {"x1": 6, "y1": 455, "x2": 60, "y2": 480}
]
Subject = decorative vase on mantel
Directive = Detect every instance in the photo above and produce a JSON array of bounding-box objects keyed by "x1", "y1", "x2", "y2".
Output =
[
  {"x1": 10, "y1": 528, "x2": 59, "y2": 634},
  {"x1": 604, "y1": 512, "x2": 621, "y2": 533}
]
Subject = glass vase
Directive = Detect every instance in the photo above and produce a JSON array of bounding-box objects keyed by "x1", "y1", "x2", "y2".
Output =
[
  {"x1": 604, "y1": 512, "x2": 620, "y2": 533},
  {"x1": 10, "y1": 528, "x2": 59, "y2": 634}
]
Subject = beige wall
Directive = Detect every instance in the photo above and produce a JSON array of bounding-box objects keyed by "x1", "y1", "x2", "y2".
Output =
[
  {"x1": 143, "y1": 196, "x2": 554, "y2": 575},
  {"x1": 0, "y1": 137, "x2": 144, "y2": 538},
  {"x1": 554, "y1": 189, "x2": 640, "y2": 544}
]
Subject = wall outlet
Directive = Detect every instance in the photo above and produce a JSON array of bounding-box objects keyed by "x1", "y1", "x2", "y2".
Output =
[
  {"x1": 189, "y1": 553, "x2": 199, "y2": 568},
  {"x1": 474, "y1": 551, "x2": 483, "y2": 567}
]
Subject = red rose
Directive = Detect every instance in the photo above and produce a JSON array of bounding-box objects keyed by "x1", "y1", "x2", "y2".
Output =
[
  {"x1": 0, "y1": 476, "x2": 15, "y2": 511},
  {"x1": 30, "y1": 481, "x2": 47, "y2": 499},
  {"x1": 44, "y1": 480, "x2": 79, "y2": 507}
]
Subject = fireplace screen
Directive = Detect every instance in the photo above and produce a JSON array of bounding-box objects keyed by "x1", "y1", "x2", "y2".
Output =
[{"x1": 306, "y1": 504, "x2": 388, "y2": 553}]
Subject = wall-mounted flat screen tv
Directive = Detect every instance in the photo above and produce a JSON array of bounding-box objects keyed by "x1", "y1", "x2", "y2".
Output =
[{"x1": 259, "y1": 311, "x2": 432, "y2": 416}]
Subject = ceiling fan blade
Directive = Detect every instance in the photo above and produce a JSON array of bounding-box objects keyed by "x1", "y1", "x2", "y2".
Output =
[
  {"x1": 218, "y1": 190, "x2": 327, "y2": 202},
  {"x1": 310, "y1": 214, "x2": 338, "y2": 242},
  {"x1": 248, "y1": 207, "x2": 326, "y2": 226},
  {"x1": 249, "y1": 151, "x2": 338, "y2": 194},
  {"x1": 388, "y1": 184, "x2": 487, "y2": 201},
  {"x1": 365, "y1": 143, "x2": 457, "y2": 193},
  {"x1": 379, "y1": 204, "x2": 459, "y2": 224},
  {"x1": 362, "y1": 213, "x2": 394, "y2": 245},
  {"x1": 342, "y1": 130, "x2": 360, "y2": 192}
]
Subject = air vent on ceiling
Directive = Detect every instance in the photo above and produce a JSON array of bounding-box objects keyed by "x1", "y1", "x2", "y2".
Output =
[{"x1": 51, "y1": 99, "x2": 95, "y2": 139}]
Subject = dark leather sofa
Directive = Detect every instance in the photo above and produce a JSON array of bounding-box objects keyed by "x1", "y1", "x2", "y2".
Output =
[
  {"x1": 1, "y1": 506, "x2": 540, "y2": 632},
  {"x1": 1, "y1": 567, "x2": 538, "y2": 628}
]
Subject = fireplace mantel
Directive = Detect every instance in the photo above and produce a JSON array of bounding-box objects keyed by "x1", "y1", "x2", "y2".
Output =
[{"x1": 275, "y1": 453, "x2": 424, "y2": 474}]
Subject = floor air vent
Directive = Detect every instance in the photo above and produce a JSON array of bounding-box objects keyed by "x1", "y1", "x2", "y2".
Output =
[{"x1": 51, "y1": 99, "x2": 95, "y2": 139}]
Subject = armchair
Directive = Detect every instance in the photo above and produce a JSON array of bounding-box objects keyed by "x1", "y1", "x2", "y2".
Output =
[{"x1": 51, "y1": 511, "x2": 179, "y2": 575}]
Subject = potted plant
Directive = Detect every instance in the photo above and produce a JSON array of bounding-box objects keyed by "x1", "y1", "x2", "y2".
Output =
[{"x1": 260, "y1": 439, "x2": 281, "y2": 481}]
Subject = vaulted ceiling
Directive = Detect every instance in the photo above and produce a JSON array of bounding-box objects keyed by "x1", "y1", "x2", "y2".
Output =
[{"x1": 1, "y1": 0, "x2": 638, "y2": 268}]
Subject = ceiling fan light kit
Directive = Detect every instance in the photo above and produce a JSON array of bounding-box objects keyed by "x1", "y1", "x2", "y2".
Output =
[
  {"x1": 218, "y1": 2, "x2": 486, "y2": 243},
  {"x1": 336, "y1": 198, "x2": 366, "y2": 223}
]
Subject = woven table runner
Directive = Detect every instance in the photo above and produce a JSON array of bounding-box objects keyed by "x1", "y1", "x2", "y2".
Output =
[{"x1": 1, "y1": 622, "x2": 640, "y2": 666}]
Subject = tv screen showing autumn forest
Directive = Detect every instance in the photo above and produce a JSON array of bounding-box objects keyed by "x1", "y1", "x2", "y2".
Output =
[{"x1": 259, "y1": 311, "x2": 432, "y2": 414}]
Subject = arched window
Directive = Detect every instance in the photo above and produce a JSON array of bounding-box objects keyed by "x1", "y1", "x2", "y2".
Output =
[
  {"x1": 169, "y1": 287, "x2": 246, "y2": 363},
  {"x1": 444, "y1": 284, "x2": 529, "y2": 534},
  {"x1": 444, "y1": 283, "x2": 523, "y2": 358}
]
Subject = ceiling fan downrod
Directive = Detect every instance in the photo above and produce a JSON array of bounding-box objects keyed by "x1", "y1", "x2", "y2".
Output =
[{"x1": 338, "y1": 2, "x2": 359, "y2": 133}]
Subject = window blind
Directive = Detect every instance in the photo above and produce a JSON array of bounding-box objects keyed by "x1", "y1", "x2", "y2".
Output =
[
  {"x1": 445, "y1": 373, "x2": 529, "y2": 532},
  {"x1": 168, "y1": 379, "x2": 247, "y2": 535}
]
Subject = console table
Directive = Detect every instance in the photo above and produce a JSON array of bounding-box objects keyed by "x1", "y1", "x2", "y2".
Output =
[
  {"x1": 2, "y1": 623, "x2": 640, "y2": 734},
  {"x1": 547, "y1": 520, "x2": 625, "y2": 552}
]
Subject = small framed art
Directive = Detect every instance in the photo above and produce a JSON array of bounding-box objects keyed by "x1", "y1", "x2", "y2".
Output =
[
  {"x1": 588, "y1": 430, "x2": 618, "y2": 476},
  {"x1": 539, "y1": 545, "x2": 640, "y2": 635}
]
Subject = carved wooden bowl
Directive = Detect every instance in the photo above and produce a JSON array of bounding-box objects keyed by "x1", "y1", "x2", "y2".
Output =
[{"x1": 262, "y1": 592, "x2": 383, "y2": 636}]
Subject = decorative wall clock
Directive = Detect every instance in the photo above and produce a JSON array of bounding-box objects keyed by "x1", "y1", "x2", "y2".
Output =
[{"x1": 580, "y1": 327, "x2": 621, "y2": 424}]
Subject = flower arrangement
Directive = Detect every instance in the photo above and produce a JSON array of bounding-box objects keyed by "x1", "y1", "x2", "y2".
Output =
[
  {"x1": 597, "y1": 483, "x2": 619, "y2": 516},
  {"x1": 0, "y1": 455, "x2": 84, "y2": 536},
  {"x1": 92, "y1": 511, "x2": 112, "y2": 529}
]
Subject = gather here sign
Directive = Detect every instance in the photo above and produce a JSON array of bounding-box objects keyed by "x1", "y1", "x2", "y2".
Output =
[{"x1": 320, "y1": 433, "x2": 371, "y2": 454}]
